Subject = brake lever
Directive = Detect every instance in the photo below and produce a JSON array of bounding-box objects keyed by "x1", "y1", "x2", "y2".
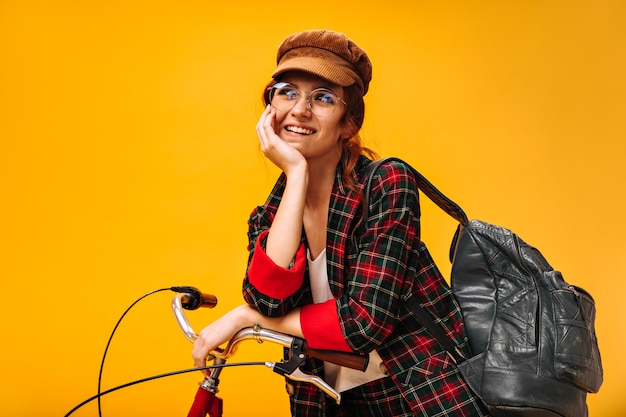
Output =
[
  {"x1": 265, "y1": 336, "x2": 341, "y2": 404},
  {"x1": 281, "y1": 368, "x2": 340, "y2": 404}
]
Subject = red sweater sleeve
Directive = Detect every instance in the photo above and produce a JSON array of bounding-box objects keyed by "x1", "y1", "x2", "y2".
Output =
[
  {"x1": 300, "y1": 299, "x2": 352, "y2": 352},
  {"x1": 247, "y1": 230, "x2": 306, "y2": 299}
]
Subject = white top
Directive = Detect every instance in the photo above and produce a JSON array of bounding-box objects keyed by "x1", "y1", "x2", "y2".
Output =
[{"x1": 307, "y1": 249, "x2": 387, "y2": 392}]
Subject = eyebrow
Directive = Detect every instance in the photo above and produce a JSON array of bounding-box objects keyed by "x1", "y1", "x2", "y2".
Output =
[{"x1": 281, "y1": 80, "x2": 341, "y2": 94}]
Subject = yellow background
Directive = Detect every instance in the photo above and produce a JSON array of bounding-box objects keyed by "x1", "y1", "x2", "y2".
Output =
[{"x1": 1, "y1": 1, "x2": 624, "y2": 416}]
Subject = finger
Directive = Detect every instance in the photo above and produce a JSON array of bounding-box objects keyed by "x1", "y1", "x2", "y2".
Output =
[
  {"x1": 257, "y1": 105, "x2": 271, "y2": 131},
  {"x1": 263, "y1": 111, "x2": 281, "y2": 151},
  {"x1": 192, "y1": 340, "x2": 209, "y2": 367},
  {"x1": 193, "y1": 357, "x2": 210, "y2": 378},
  {"x1": 263, "y1": 106, "x2": 276, "y2": 136},
  {"x1": 259, "y1": 109, "x2": 280, "y2": 155},
  {"x1": 256, "y1": 106, "x2": 272, "y2": 149}
]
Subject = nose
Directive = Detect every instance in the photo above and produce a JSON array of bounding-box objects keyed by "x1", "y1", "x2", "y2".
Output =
[{"x1": 291, "y1": 92, "x2": 312, "y2": 116}]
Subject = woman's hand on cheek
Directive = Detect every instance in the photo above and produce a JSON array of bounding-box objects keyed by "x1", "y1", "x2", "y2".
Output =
[{"x1": 256, "y1": 105, "x2": 306, "y2": 174}]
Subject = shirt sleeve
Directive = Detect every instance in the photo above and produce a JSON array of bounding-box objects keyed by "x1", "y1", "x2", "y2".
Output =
[
  {"x1": 300, "y1": 299, "x2": 353, "y2": 352},
  {"x1": 247, "y1": 229, "x2": 306, "y2": 299}
]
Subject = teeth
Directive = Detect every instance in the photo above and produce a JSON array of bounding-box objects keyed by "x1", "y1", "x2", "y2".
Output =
[{"x1": 286, "y1": 125, "x2": 314, "y2": 135}]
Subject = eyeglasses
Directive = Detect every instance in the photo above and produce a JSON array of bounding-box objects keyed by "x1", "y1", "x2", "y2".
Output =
[{"x1": 267, "y1": 82, "x2": 346, "y2": 117}]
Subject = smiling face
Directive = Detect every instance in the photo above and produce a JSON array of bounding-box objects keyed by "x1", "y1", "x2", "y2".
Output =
[{"x1": 271, "y1": 71, "x2": 350, "y2": 164}]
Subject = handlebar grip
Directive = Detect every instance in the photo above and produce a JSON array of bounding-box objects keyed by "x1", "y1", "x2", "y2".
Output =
[
  {"x1": 198, "y1": 293, "x2": 217, "y2": 308},
  {"x1": 172, "y1": 286, "x2": 218, "y2": 310},
  {"x1": 302, "y1": 341, "x2": 369, "y2": 372},
  {"x1": 181, "y1": 292, "x2": 217, "y2": 309}
]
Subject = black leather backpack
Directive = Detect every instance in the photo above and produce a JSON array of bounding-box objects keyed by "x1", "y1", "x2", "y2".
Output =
[{"x1": 363, "y1": 158, "x2": 603, "y2": 417}]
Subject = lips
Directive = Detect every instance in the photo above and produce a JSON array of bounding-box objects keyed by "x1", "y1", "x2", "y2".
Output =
[{"x1": 285, "y1": 125, "x2": 315, "y2": 135}]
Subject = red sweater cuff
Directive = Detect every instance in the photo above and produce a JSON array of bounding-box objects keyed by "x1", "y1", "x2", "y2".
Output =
[
  {"x1": 247, "y1": 230, "x2": 306, "y2": 299},
  {"x1": 300, "y1": 299, "x2": 352, "y2": 352}
]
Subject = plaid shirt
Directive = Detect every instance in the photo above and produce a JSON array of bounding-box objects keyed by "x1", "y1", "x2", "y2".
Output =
[{"x1": 243, "y1": 156, "x2": 487, "y2": 416}]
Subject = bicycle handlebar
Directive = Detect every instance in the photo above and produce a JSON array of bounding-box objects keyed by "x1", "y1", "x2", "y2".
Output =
[{"x1": 171, "y1": 293, "x2": 368, "y2": 372}]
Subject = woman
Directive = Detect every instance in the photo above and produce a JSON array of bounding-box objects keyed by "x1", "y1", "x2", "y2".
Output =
[{"x1": 192, "y1": 29, "x2": 488, "y2": 417}]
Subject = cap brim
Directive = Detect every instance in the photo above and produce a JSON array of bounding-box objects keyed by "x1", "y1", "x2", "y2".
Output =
[{"x1": 272, "y1": 56, "x2": 355, "y2": 87}]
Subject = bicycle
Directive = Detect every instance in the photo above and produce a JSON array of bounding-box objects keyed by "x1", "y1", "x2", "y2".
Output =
[{"x1": 64, "y1": 286, "x2": 368, "y2": 417}]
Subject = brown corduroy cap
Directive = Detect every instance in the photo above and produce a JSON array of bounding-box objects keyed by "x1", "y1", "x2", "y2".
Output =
[{"x1": 272, "y1": 30, "x2": 372, "y2": 96}]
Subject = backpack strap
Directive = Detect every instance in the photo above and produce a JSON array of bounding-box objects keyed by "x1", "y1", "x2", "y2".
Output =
[
  {"x1": 362, "y1": 157, "x2": 468, "y2": 226},
  {"x1": 361, "y1": 157, "x2": 468, "y2": 363},
  {"x1": 405, "y1": 296, "x2": 465, "y2": 363}
]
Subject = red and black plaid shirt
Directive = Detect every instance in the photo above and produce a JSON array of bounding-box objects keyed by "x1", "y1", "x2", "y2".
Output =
[{"x1": 243, "y1": 156, "x2": 486, "y2": 416}]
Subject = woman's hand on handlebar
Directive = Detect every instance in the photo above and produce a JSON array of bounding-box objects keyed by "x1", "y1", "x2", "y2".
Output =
[
  {"x1": 192, "y1": 304, "x2": 250, "y2": 377},
  {"x1": 192, "y1": 304, "x2": 304, "y2": 378}
]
